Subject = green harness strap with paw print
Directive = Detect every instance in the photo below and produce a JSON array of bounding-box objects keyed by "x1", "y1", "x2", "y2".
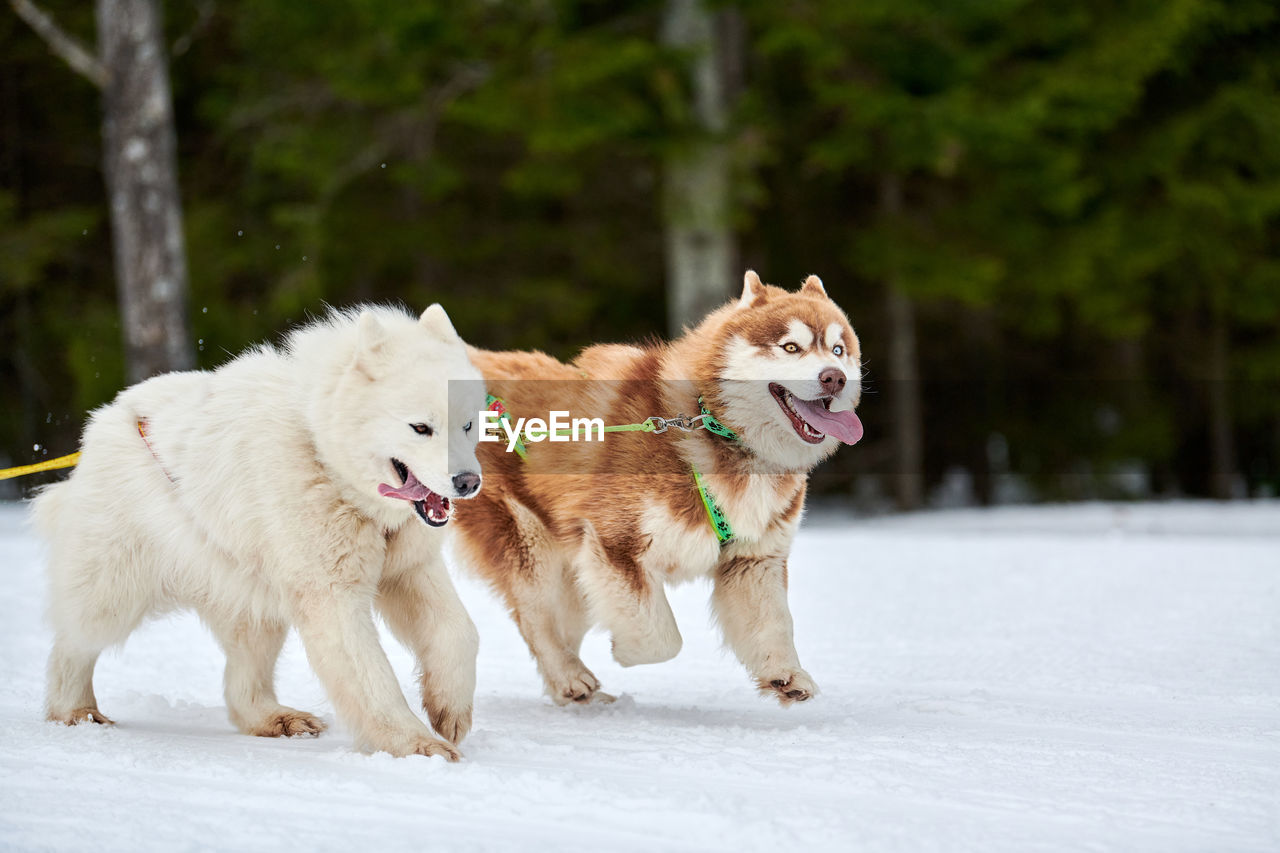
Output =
[{"x1": 691, "y1": 465, "x2": 734, "y2": 544}]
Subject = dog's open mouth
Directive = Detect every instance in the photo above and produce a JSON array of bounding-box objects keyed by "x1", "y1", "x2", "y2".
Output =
[
  {"x1": 379, "y1": 459, "x2": 452, "y2": 527},
  {"x1": 769, "y1": 383, "x2": 864, "y2": 446}
]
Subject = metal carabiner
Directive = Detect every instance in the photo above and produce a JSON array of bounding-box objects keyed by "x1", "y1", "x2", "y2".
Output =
[{"x1": 645, "y1": 412, "x2": 709, "y2": 434}]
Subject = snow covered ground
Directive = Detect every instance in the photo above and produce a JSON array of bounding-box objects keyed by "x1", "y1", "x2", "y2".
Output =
[{"x1": 1, "y1": 500, "x2": 1277, "y2": 852}]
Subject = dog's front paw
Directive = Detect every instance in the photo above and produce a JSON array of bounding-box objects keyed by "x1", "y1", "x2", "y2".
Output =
[
  {"x1": 426, "y1": 702, "x2": 472, "y2": 745},
  {"x1": 758, "y1": 669, "x2": 818, "y2": 706},
  {"x1": 610, "y1": 630, "x2": 682, "y2": 668},
  {"x1": 548, "y1": 666, "x2": 609, "y2": 706}
]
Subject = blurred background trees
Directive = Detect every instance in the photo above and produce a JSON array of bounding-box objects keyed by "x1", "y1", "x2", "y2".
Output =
[
  {"x1": 2, "y1": 0, "x2": 1277, "y2": 505},
  {"x1": 8, "y1": 0, "x2": 197, "y2": 384}
]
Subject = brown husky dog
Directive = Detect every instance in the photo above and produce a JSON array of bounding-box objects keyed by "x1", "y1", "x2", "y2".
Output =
[{"x1": 453, "y1": 271, "x2": 863, "y2": 706}]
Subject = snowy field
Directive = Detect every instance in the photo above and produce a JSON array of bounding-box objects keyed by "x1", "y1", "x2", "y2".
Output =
[{"x1": 1, "y1": 499, "x2": 1277, "y2": 852}]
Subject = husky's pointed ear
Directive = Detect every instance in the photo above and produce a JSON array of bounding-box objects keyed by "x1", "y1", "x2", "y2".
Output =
[
  {"x1": 738, "y1": 270, "x2": 766, "y2": 309},
  {"x1": 800, "y1": 275, "x2": 828, "y2": 299},
  {"x1": 419, "y1": 303, "x2": 460, "y2": 341}
]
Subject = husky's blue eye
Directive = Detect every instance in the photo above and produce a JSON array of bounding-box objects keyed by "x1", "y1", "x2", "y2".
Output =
[
  {"x1": 463, "y1": 421, "x2": 473, "y2": 433},
  {"x1": 411, "y1": 423, "x2": 433, "y2": 436},
  {"x1": 833, "y1": 345, "x2": 844, "y2": 356}
]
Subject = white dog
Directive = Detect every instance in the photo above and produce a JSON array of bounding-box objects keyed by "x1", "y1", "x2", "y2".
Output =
[{"x1": 32, "y1": 305, "x2": 487, "y2": 760}]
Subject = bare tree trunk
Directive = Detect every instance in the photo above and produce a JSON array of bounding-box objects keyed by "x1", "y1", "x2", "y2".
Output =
[
  {"x1": 661, "y1": 0, "x2": 739, "y2": 334},
  {"x1": 1206, "y1": 300, "x2": 1236, "y2": 499},
  {"x1": 881, "y1": 173, "x2": 924, "y2": 510},
  {"x1": 99, "y1": 0, "x2": 193, "y2": 381},
  {"x1": 11, "y1": 0, "x2": 193, "y2": 382}
]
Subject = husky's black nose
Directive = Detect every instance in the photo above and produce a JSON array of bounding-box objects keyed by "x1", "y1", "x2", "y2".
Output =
[
  {"x1": 819, "y1": 367, "x2": 847, "y2": 395},
  {"x1": 452, "y1": 472, "x2": 481, "y2": 497}
]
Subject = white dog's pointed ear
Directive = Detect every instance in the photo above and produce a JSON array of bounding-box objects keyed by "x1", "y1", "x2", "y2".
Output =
[
  {"x1": 352, "y1": 311, "x2": 389, "y2": 377},
  {"x1": 419, "y1": 303, "x2": 460, "y2": 341},
  {"x1": 356, "y1": 311, "x2": 387, "y2": 352},
  {"x1": 739, "y1": 270, "x2": 766, "y2": 309},
  {"x1": 799, "y1": 275, "x2": 828, "y2": 299}
]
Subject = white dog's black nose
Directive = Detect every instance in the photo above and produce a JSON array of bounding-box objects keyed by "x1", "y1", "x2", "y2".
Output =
[{"x1": 452, "y1": 472, "x2": 481, "y2": 497}]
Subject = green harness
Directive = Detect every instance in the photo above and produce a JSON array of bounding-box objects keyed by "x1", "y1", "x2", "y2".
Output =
[{"x1": 485, "y1": 393, "x2": 738, "y2": 544}]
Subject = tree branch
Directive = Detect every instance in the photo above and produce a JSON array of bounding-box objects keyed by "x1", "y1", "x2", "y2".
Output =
[{"x1": 8, "y1": 0, "x2": 106, "y2": 88}]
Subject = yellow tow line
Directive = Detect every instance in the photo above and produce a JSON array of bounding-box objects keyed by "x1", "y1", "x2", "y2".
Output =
[{"x1": 0, "y1": 452, "x2": 81, "y2": 481}]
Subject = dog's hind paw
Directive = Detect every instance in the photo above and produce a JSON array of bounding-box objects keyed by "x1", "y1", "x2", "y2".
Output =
[
  {"x1": 48, "y1": 707, "x2": 114, "y2": 726},
  {"x1": 250, "y1": 709, "x2": 327, "y2": 738},
  {"x1": 758, "y1": 669, "x2": 819, "y2": 706}
]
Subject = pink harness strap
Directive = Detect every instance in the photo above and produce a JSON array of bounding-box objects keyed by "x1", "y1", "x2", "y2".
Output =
[{"x1": 137, "y1": 418, "x2": 177, "y2": 485}]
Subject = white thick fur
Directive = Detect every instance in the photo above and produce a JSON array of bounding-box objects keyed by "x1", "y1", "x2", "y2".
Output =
[{"x1": 32, "y1": 305, "x2": 487, "y2": 759}]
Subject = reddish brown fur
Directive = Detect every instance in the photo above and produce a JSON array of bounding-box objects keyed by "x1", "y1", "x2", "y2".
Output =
[{"x1": 452, "y1": 271, "x2": 861, "y2": 705}]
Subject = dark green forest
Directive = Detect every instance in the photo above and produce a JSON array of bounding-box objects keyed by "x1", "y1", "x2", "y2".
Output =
[{"x1": 2, "y1": 0, "x2": 1278, "y2": 506}]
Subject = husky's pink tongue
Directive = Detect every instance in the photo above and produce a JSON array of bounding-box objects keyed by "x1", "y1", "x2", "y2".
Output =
[
  {"x1": 379, "y1": 470, "x2": 437, "y2": 502},
  {"x1": 791, "y1": 398, "x2": 864, "y2": 445}
]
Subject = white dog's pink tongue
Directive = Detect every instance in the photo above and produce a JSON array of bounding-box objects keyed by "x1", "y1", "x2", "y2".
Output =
[
  {"x1": 791, "y1": 398, "x2": 864, "y2": 445},
  {"x1": 378, "y1": 470, "x2": 436, "y2": 502}
]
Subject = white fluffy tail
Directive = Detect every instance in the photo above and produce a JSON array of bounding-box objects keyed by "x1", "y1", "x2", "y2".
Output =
[{"x1": 29, "y1": 482, "x2": 67, "y2": 540}]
